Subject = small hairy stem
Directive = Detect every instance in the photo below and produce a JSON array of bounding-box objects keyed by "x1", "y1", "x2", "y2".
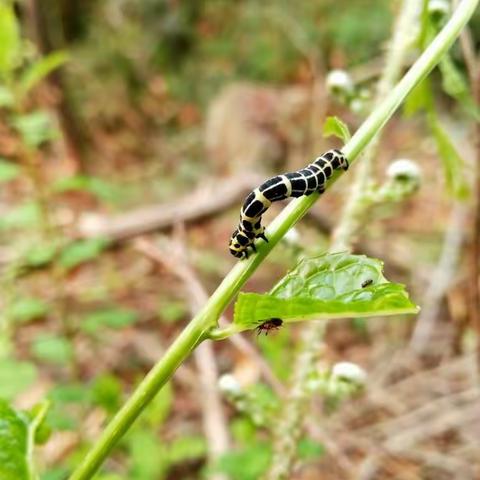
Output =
[
  {"x1": 332, "y1": 0, "x2": 421, "y2": 250},
  {"x1": 264, "y1": 324, "x2": 326, "y2": 480},
  {"x1": 69, "y1": 1, "x2": 478, "y2": 478}
]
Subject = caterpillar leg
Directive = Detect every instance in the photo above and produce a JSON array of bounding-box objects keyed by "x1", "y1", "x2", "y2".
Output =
[
  {"x1": 257, "y1": 233, "x2": 268, "y2": 242},
  {"x1": 251, "y1": 243, "x2": 257, "y2": 253}
]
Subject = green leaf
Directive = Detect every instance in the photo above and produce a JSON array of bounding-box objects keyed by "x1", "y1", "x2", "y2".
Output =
[
  {"x1": 91, "y1": 374, "x2": 122, "y2": 414},
  {"x1": 52, "y1": 175, "x2": 122, "y2": 204},
  {"x1": 0, "y1": 202, "x2": 41, "y2": 230},
  {"x1": 233, "y1": 253, "x2": 418, "y2": 330},
  {"x1": 167, "y1": 435, "x2": 206, "y2": 464},
  {"x1": 428, "y1": 114, "x2": 470, "y2": 199},
  {"x1": 19, "y1": 51, "x2": 68, "y2": 96},
  {"x1": 216, "y1": 442, "x2": 271, "y2": 480},
  {"x1": 12, "y1": 111, "x2": 58, "y2": 148},
  {"x1": 0, "y1": 3, "x2": 20, "y2": 75},
  {"x1": 0, "y1": 400, "x2": 30, "y2": 480},
  {"x1": 58, "y1": 238, "x2": 109, "y2": 270},
  {"x1": 8, "y1": 297, "x2": 49, "y2": 323},
  {"x1": 297, "y1": 438, "x2": 326, "y2": 460},
  {"x1": 439, "y1": 54, "x2": 480, "y2": 121},
  {"x1": 0, "y1": 158, "x2": 20, "y2": 182},
  {"x1": 0, "y1": 360, "x2": 37, "y2": 400},
  {"x1": 81, "y1": 308, "x2": 138, "y2": 334},
  {"x1": 0, "y1": 85, "x2": 14, "y2": 107},
  {"x1": 128, "y1": 430, "x2": 167, "y2": 480},
  {"x1": 403, "y1": 77, "x2": 432, "y2": 116},
  {"x1": 41, "y1": 467, "x2": 70, "y2": 480},
  {"x1": 48, "y1": 384, "x2": 90, "y2": 405},
  {"x1": 21, "y1": 243, "x2": 58, "y2": 268},
  {"x1": 322, "y1": 116, "x2": 351, "y2": 142},
  {"x1": 32, "y1": 335, "x2": 73, "y2": 364}
]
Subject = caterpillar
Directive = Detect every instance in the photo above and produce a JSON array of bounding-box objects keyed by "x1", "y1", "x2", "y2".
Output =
[{"x1": 229, "y1": 149, "x2": 349, "y2": 258}]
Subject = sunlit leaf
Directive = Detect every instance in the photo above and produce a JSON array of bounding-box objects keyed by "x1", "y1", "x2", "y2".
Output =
[
  {"x1": 32, "y1": 335, "x2": 73, "y2": 364},
  {"x1": 81, "y1": 308, "x2": 138, "y2": 334},
  {"x1": 297, "y1": 438, "x2": 326, "y2": 460},
  {"x1": 58, "y1": 238, "x2": 109, "y2": 270},
  {"x1": 52, "y1": 175, "x2": 122, "y2": 204},
  {"x1": 0, "y1": 85, "x2": 14, "y2": 107},
  {"x1": 233, "y1": 252, "x2": 418, "y2": 330},
  {"x1": 403, "y1": 77, "x2": 432, "y2": 117},
  {"x1": 11, "y1": 111, "x2": 58, "y2": 148},
  {"x1": 439, "y1": 54, "x2": 480, "y2": 121},
  {"x1": 91, "y1": 374, "x2": 122, "y2": 414},
  {"x1": 322, "y1": 116, "x2": 351, "y2": 142},
  {"x1": 19, "y1": 51, "x2": 68, "y2": 96},
  {"x1": 8, "y1": 297, "x2": 49, "y2": 323},
  {"x1": 0, "y1": 158, "x2": 20, "y2": 182},
  {"x1": 0, "y1": 202, "x2": 41, "y2": 230},
  {"x1": 21, "y1": 243, "x2": 58, "y2": 268},
  {"x1": 167, "y1": 435, "x2": 207, "y2": 464},
  {"x1": 0, "y1": 360, "x2": 37, "y2": 400},
  {"x1": 428, "y1": 114, "x2": 470, "y2": 200},
  {"x1": 0, "y1": 3, "x2": 20, "y2": 75},
  {"x1": 216, "y1": 442, "x2": 271, "y2": 480}
]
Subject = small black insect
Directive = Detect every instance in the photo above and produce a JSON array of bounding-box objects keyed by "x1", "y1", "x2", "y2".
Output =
[
  {"x1": 256, "y1": 318, "x2": 283, "y2": 336},
  {"x1": 361, "y1": 279, "x2": 373, "y2": 288}
]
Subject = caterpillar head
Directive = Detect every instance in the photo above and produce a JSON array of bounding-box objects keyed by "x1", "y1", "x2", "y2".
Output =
[{"x1": 333, "y1": 149, "x2": 349, "y2": 171}]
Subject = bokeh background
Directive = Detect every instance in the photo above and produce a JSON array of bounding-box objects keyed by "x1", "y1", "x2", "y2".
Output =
[{"x1": 1, "y1": 1, "x2": 480, "y2": 479}]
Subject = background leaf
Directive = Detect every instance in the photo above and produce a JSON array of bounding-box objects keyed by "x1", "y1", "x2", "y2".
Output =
[
  {"x1": 0, "y1": 360, "x2": 37, "y2": 400},
  {"x1": 0, "y1": 3, "x2": 20, "y2": 75},
  {"x1": 234, "y1": 253, "x2": 418, "y2": 329},
  {"x1": 428, "y1": 114, "x2": 470, "y2": 200},
  {"x1": 322, "y1": 116, "x2": 351, "y2": 142},
  {"x1": 32, "y1": 334, "x2": 73, "y2": 364},
  {"x1": 58, "y1": 238, "x2": 109, "y2": 270},
  {"x1": 0, "y1": 158, "x2": 20, "y2": 183},
  {"x1": 12, "y1": 111, "x2": 58, "y2": 148},
  {"x1": 19, "y1": 51, "x2": 69, "y2": 96},
  {"x1": 81, "y1": 308, "x2": 138, "y2": 334}
]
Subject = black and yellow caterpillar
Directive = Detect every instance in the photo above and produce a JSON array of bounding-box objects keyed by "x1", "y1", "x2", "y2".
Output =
[{"x1": 229, "y1": 149, "x2": 349, "y2": 258}]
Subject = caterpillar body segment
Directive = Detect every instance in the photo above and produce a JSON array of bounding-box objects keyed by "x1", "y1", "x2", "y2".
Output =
[{"x1": 229, "y1": 149, "x2": 348, "y2": 258}]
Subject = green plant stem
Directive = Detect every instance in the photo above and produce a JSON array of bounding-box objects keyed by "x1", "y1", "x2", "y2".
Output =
[{"x1": 69, "y1": 1, "x2": 478, "y2": 478}]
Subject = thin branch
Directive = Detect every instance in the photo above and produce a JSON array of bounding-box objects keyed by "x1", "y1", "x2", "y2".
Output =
[{"x1": 78, "y1": 174, "x2": 263, "y2": 241}]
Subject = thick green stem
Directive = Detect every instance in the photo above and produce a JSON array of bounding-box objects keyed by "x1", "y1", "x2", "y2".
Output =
[{"x1": 69, "y1": 1, "x2": 478, "y2": 478}]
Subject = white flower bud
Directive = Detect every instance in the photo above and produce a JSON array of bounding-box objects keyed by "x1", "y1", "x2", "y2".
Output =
[
  {"x1": 428, "y1": 0, "x2": 450, "y2": 18},
  {"x1": 326, "y1": 69, "x2": 354, "y2": 97},
  {"x1": 350, "y1": 98, "x2": 365, "y2": 115},
  {"x1": 387, "y1": 159, "x2": 422, "y2": 183},
  {"x1": 283, "y1": 227, "x2": 300, "y2": 246},
  {"x1": 331, "y1": 362, "x2": 367, "y2": 385},
  {"x1": 218, "y1": 374, "x2": 241, "y2": 395}
]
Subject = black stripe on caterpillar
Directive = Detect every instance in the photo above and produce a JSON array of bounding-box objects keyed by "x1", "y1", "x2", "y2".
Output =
[{"x1": 229, "y1": 149, "x2": 349, "y2": 258}]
